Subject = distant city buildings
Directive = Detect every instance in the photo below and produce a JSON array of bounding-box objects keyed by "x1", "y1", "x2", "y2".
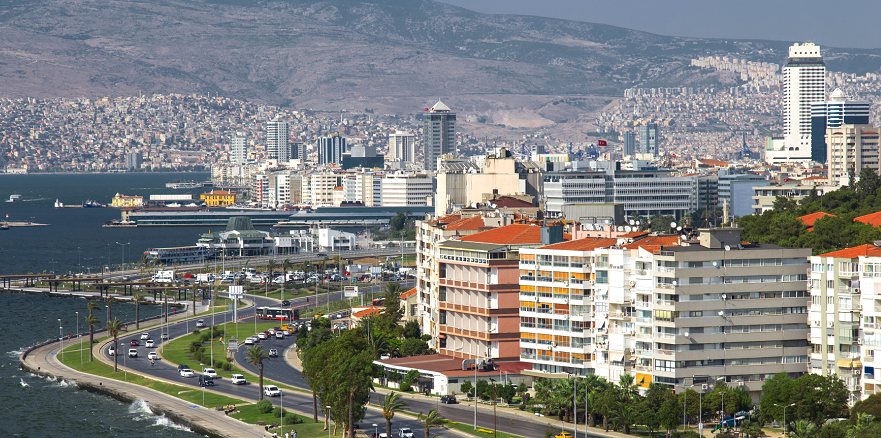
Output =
[
  {"x1": 827, "y1": 124, "x2": 881, "y2": 186},
  {"x1": 812, "y1": 88, "x2": 872, "y2": 164},
  {"x1": 623, "y1": 131, "x2": 636, "y2": 156},
  {"x1": 125, "y1": 152, "x2": 142, "y2": 170},
  {"x1": 388, "y1": 130, "x2": 416, "y2": 167},
  {"x1": 317, "y1": 134, "x2": 347, "y2": 166},
  {"x1": 638, "y1": 124, "x2": 659, "y2": 157},
  {"x1": 266, "y1": 119, "x2": 289, "y2": 162},
  {"x1": 423, "y1": 101, "x2": 456, "y2": 172}
]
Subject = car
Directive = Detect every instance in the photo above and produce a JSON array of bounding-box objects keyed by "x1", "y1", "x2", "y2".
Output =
[
  {"x1": 266, "y1": 328, "x2": 276, "y2": 335},
  {"x1": 161, "y1": 333, "x2": 169, "y2": 340},
  {"x1": 440, "y1": 395, "x2": 457, "y2": 404},
  {"x1": 398, "y1": 428, "x2": 414, "y2": 438},
  {"x1": 198, "y1": 375, "x2": 214, "y2": 386},
  {"x1": 128, "y1": 349, "x2": 138, "y2": 358},
  {"x1": 220, "y1": 277, "x2": 234, "y2": 284},
  {"x1": 554, "y1": 433, "x2": 573, "y2": 438},
  {"x1": 178, "y1": 364, "x2": 191, "y2": 371},
  {"x1": 180, "y1": 368, "x2": 195, "y2": 377},
  {"x1": 140, "y1": 332, "x2": 150, "y2": 340},
  {"x1": 145, "y1": 340, "x2": 155, "y2": 348},
  {"x1": 195, "y1": 319, "x2": 206, "y2": 328},
  {"x1": 275, "y1": 331, "x2": 284, "y2": 339},
  {"x1": 281, "y1": 300, "x2": 291, "y2": 307},
  {"x1": 282, "y1": 329, "x2": 291, "y2": 336},
  {"x1": 256, "y1": 333, "x2": 267, "y2": 339},
  {"x1": 230, "y1": 374, "x2": 247, "y2": 385},
  {"x1": 130, "y1": 339, "x2": 140, "y2": 346},
  {"x1": 107, "y1": 346, "x2": 115, "y2": 356},
  {"x1": 202, "y1": 368, "x2": 218, "y2": 378},
  {"x1": 244, "y1": 338, "x2": 254, "y2": 345},
  {"x1": 263, "y1": 385, "x2": 281, "y2": 397},
  {"x1": 268, "y1": 349, "x2": 279, "y2": 357},
  {"x1": 147, "y1": 352, "x2": 158, "y2": 360}
]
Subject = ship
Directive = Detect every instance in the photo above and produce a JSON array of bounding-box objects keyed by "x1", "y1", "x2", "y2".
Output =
[
  {"x1": 54, "y1": 199, "x2": 64, "y2": 208},
  {"x1": 82, "y1": 200, "x2": 103, "y2": 208},
  {"x1": 7, "y1": 194, "x2": 22, "y2": 202}
]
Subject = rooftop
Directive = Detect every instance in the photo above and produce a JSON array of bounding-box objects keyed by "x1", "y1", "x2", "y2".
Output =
[
  {"x1": 855, "y1": 212, "x2": 881, "y2": 228},
  {"x1": 798, "y1": 211, "x2": 836, "y2": 231},
  {"x1": 538, "y1": 237, "x2": 617, "y2": 251},
  {"x1": 457, "y1": 224, "x2": 544, "y2": 245},
  {"x1": 818, "y1": 244, "x2": 881, "y2": 259},
  {"x1": 376, "y1": 354, "x2": 531, "y2": 377},
  {"x1": 621, "y1": 235, "x2": 682, "y2": 250}
]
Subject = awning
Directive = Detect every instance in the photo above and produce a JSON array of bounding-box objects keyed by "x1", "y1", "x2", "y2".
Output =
[
  {"x1": 438, "y1": 334, "x2": 446, "y2": 339},
  {"x1": 610, "y1": 352, "x2": 625, "y2": 362},
  {"x1": 837, "y1": 359, "x2": 862, "y2": 368}
]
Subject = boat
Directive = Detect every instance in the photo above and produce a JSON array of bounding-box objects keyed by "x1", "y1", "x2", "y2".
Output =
[
  {"x1": 7, "y1": 194, "x2": 21, "y2": 202},
  {"x1": 82, "y1": 200, "x2": 103, "y2": 208},
  {"x1": 54, "y1": 199, "x2": 64, "y2": 208},
  {"x1": 1, "y1": 223, "x2": 8, "y2": 230},
  {"x1": 165, "y1": 181, "x2": 201, "y2": 189}
]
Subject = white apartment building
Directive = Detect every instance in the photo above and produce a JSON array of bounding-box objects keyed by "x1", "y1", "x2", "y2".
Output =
[
  {"x1": 827, "y1": 124, "x2": 881, "y2": 186},
  {"x1": 519, "y1": 228, "x2": 811, "y2": 396},
  {"x1": 267, "y1": 119, "x2": 289, "y2": 161},
  {"x1": 230, "y1": 132, "x2": 248, "y2": 164},
  {"x1": 388, "y1": 131, "x2": 416, "y2": 166},
  {"x1": 301, "y1": 171, "x2": 341, "y2": 207},
  {"x1": 381, "y1": 173, "x2": 433, "y2": 207},
  {"x1": 342, "y1": 170, "x2": 382, "y2": 206},
  {"x1": 782, "y1": 42, "x2": 826, "y2": 159}
]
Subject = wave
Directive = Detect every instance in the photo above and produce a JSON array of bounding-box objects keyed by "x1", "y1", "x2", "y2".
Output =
[
  {"x1": 57, "y1": 378, "x2": 76, "y2": 388},
  {"x1": 151, "y1": 415, "x2": 192, "y2": 432},
  {"x1": 23, "y1": 198, "x2": 50, "y2": 202},
  {"x1": 7, "y1": 347, "x2": 27, "y2": 358},
  {"x1": 129, "y1": 398, "x2": 154, "y2": 417},
  {"x1": 20, "y1": 378, "x2": 29, "y2": 387},
  {"x1": 129, "y1": 399, "x2": 191, "y2": 432}
]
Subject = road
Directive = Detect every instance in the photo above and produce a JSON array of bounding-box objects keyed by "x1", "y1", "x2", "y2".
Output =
[{"x1": 106, "y1": 291, "x2": 602, "y2": 438}]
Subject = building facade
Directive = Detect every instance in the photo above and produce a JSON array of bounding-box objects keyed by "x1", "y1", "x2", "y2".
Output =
[
  {"x1": 389, "y1": 130, "x2": 416, "y2": 166},
  {"x1": 811, "y1": 89, "x2": 871, "y2": 163},
  {"x1": 200, "y1": 190, "x2": 236, "y2": 207},
  {"x1": 423, "y1": 101, "x2": 456, "y2": 172},
  {"x1": 826, "y1": 124, "x2": 880, "y2": 186},
  {"x1": 783, "y1": 42, "x2": 826, "y2": 159},
  {"x1": 231, "y1": 133, "x2": 248, "y2": 164},
  {"x1": 267, "y1": 119, "x2": 289, "y2": 162},
  {"x1": 623, "y1": 131, "x2": 636, "y2": 157},
  {"x1": 317, "y1": 135, "x2": 347, "y2": 166},
  {"x1": 638, "y1": 124, "x2": 659, "y2": 157}
]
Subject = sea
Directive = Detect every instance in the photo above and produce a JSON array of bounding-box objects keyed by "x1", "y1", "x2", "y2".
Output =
[
  {"x1": 0, "y1": 172, "x2": 261, "y2": 274},
  {"x1": 0, "y1": 172, "x2": 219, "y2": 437}
]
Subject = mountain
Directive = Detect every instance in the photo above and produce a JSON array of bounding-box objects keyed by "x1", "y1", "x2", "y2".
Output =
[{"x1": 0, "y1": 0, "x2": 879, "y2": 116}]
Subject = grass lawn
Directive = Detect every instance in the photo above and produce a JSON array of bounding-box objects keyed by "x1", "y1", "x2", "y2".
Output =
[
  {"x1": 58, "y1": 339, "x2": 244, "y2": 408},
  {"x1": 229, "y1": 403, "x2": 323, "y2": 437},
  {"x1": 406, "y1": 414, "x2": 528, "y2": 438}
]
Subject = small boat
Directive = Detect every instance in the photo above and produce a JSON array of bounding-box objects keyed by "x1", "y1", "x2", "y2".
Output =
[
  {"x1": 7, "y1": 194, "x2": 21, "y2": 202},
  {"x1": 54, "y1": 199, "x2": 64, "y2": 208},
  {"x1": 82, "y1": 200, "x2": 103, "y2": 208}
]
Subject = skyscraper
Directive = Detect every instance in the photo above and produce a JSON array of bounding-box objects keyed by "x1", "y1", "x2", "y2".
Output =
[
  {"x1": 638, "y1": 124, "x2": 658, "y2": 156},
  {"x1": 317, "y1": 135, "x2": 347, "y2": 165},
  {"x1": 811, "y1": 88, "x2": 871, "y2": 163},
  {"x1": 230, "y1": 132, "x2": 248, "y2": 164},
  {"x1": 266, "y1": 119, "x2": 289, "y2": 162},
  {"x1": 623, "y1": 131, "x2": 636, "y2": 156},
  {"x1": 423, "y1": 100, "x2": 456, "y2": 172},
  {"x1": 783, "y1": 42, "x2": 826, "y2": 156},
  {"x1": 388, "y1": 131, "x2": 416, "y2": 166}
]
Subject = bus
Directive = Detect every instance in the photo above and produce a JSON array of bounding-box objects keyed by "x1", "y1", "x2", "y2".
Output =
[{"x1": 256, "y1": 307, "x2": 294, "y2": 320}]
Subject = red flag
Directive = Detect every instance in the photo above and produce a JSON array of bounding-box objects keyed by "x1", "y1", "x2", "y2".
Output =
[
  {"x1": 597, "y1": 140, "x2": 607, "y2": 146},
  {"x1": 424, "y1": 108, "x2": 429, "y2": 111}
]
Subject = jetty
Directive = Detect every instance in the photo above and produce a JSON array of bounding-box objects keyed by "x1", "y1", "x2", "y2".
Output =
[{"x1": 4, "y1": 221, "x2": 50, "y2": 227}]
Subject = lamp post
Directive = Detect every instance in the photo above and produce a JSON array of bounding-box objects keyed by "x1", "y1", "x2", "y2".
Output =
[
  {"x1": 572, "y1": 375, "x2": 577, "y2": 438},
  {"x1": 280, "y1": 388, "x2": 283, "y2": 434},
  {"x1": 326, "y1": 405, "x2": 331, "y2": 438},
  {"x1": 116, "y1": 242, "x2": 131, "y2": 280},
  {"x1": 58, "y1": 319, "x2": 63, "y2": 362},
  {"x1": 775, "y1": 403, "x2": 795, "y2": 436},
  {"x1": 77, "y1": 311, "x2": 81, "y2": 370},
  {"x1": 373, "y1": 423, "x2": 378, "y2": 438},
  {"x1": 474, "y1": 357, "x2": 478, "y2": 430},
  {"x1": 490, "y1": 377, "x2": 498, "y2": 438}
]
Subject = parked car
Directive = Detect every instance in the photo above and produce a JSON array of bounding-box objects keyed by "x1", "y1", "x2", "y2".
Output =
[
  {"x1": 440, "y1": 395, "x2": 457, "y2": 404},
  {"x1": 230, "y1": 374, "x2": 247, "y2": 385},
  {"x1": 145, "y1": 340, "x2": 155, "y2": 348},
  {"x1": 263, "y1": 385, "x2": 281, "y2": 397},
  {"x1": 198, "y1": 375, "x2": 214, "y2": 386},
  {"x1": 180, "y1": 368, "x2": 195, "y2": 377},
  {"x1": 128, "y1": 349, "x2": 138, "y2": 358},
  {"x1": 202, "y1": 368, "x2": 218, "y2": 378}
]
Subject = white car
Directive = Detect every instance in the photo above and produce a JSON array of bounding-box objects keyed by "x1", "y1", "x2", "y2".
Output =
[
  {"x1": 145, "y1": 340, "x2": 155, "y2": 348},
  {"x1": 263, "y1": 385, "x2": 281, "y2": 397},
  {"x1": 202, "y1": 368, "x2": 218, "y2": 378},
  {"x1": 282, "y1": 329, "x2": 291, "y2": 336},
  {"x1": 231, "y1": 374, "x2": 247, "y2": 385},
  {"x1": 161, "y1": 333, "x2": 169, "y2": 340},
  {"x1": 140, "y1": 332, "x2": 150, "y2": 340},
  {"x1": 195, "y1": 319, "x2": 206, "y2": 328},
  {"x1": 180, "y1": 368, "x2": 195, "y2": 377},
  {"x1": 244, "y1": 338, "x2": 254, "y2": 345},
  {"x1": 275, "y1": 331, "x2": 284, "y2": 339},
  {"x1": 108, "y1": 346, "x2": 115, "y2": 356},
  {"x1": 398, "y1": 428, "x2": 414, "y2": 438},
  {"x1": 128, "y1": 349, "x2": 138, "y2": 358},
  {"x1": 147, "y1": 352, "x2": 158, "y2": 360},
  {"x1": 256, "y1": 333, "x2": 267, "y2": 340},
  {"x1": 266, "y1": 328, "x2": 276, "y2": 336}
]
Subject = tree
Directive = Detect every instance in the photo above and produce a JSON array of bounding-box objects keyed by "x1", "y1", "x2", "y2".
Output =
[
  {"x1": 281, "y1": 257, "x2": 292, "y2": 302},
  {"x1": 598, "y1": 387, "x2": 619, "y2": 431},
  {"x1": 659, "y1": 397, "x2": 681, "y2": 437},
  {"x1": 790, "y1": 374, "x2": 849, "y2": 426},
  {"x1": 760, "y1": 372, "x2": 795, "y2": 424},
  {"x1": 617, "y1": 373, "x2": 639, "y2": 404},
  {"x1": 615, "y1": 404, "x2": 638, "y2": 435},
  {"x1": 638, "y1": 406, "x2": 660, "y2": 438},
  {"x1": 390, "y1": 211, "x2": 406, "y2": 232},
  {"x1": 266, "y1": 259, "x2": 277, "y2": 297},
  {"x1": 133, "y1": 292, "x2": 148, "y2": 329},
  {"x1": 401, "y1": 320, "x2": 421, "y2": 339},
  {"x1": 851, "y1": 393, "x2": 881, "y2": 422},
  {"x1": 87, "y1": 300, "x2": 100, "y2": 319},
  {"x1": 399, "y1": 337, "x2": 430, "y2": 357},
  {"x1": 791, "y1": 419, "x2": 818, "y2": 438},
  {"x1": 460, "y1": 380, "x2": 474, "y2": 398},
  {"x1": 191, "y1": 285, "x2": 199, "y2": 317},
  {"x1": 245, "y1": 346, "x2": 270, "y2": 400},
  {"x1": 381, "y1": 392, "x2": 408, "y2": 438},
  {"x1": 105, "y1": 317, "x2": 125, "y2": 372},
  {"x1": 417, "y1": 409, "x2": 446, "y2": 438},
  {"x1": 85, "y1": 315, "x2": 99, "y2": 362},
  {"x1": 105, "y1": 296, "x2": 119, "y2": 322}
]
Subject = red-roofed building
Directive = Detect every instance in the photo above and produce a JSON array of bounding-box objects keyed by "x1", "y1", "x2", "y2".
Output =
[
  {"x1": 855, "y1": 211, "x2": 881, "y2": 228},
  {"x1": 373, "y1": 354, "x2": 532, "y2": 395},
  {"x1": 798, "y1": 212, "x2": 836, "y2": 231}
]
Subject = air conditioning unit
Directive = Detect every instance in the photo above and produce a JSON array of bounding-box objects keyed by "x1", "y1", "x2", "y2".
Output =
[
  {"x1": 858, "y1": 339, "x2": 863, "y2": 345},
  {"x1": 629, "y1": 298, "x2": 636, "y2": 304},
  {"x1": 855, "y1": 370, "x2": 862, "y2": 375},
  {"x1": 588, "y1": 280, "x2": 596, "y2": 285},
  {"x1": 812, "y1": 320, "x2": 820, "y2": 326},
  {"x1": 828, "y1": 321, "x2": 835, "y2": 327}
]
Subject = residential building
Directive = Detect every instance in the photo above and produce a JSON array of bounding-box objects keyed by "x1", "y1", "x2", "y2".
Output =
[
  {"x1": 436, "y1": 149, "x2": 541, "y2": 216},
  {"x1": 302, "y1": 170, "x2": 341, "y2": 207},
  {"x1": 752, "y1": 180, "x2": 836, "y2": 213},
  {"x1": 423, "y1": 100, "x2": 456, "y2": 172},
  {"x1": 389, "y1": 131, "x2": 416, "y2": 166},
  {"x1": 623, "y1": 131, "x2": 636, "y2": 156},
  {"x1": 317, "y1": 135, "x2": 347, "y2": 166},
  {"x1": 638, "y1": 124, "x2": 659, "y2": 157},
  {"x1": 381, "y1": 172, "x2": 433, "y2": 207},
  {"x1": 267, "y1": 119, "x2": 289, "y2": 162},
  {"x1": 200, "y1": 190, "x2": 236, "y2": 207},
  {"x1": 230, "y1": 133, "x2": 248, "y2": 164},
  {"x1": 782, "y1": 42, "x2": 826, "y2": 161},
  {"x1": 718, "y1": 174, "x2": 768, "y2": 218},
  {"x1": 811, "y1": 89, "x2": 871, "y2": 163},
  {"x1": 125, "y1": 152, "x2": 142, "y2": 170},
  {"x1": 827, "y1": 124, "x2": 880, "y2": 186}
]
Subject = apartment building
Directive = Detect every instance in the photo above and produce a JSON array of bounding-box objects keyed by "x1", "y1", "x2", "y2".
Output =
[
  {"x1": 519, "y1": 228, "x2": 811, "y2": 396},
  {"x1": 826, "y1": 124, "x2": 880, "y2": 186},
  {"x1": 380, "y1": 172, "x2": 433, "y2": 207}
]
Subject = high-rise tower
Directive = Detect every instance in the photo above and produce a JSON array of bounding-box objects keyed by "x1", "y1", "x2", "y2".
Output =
[
  {"x1": 811, "y1": 88, "x2": 871, "y2": 163},
  {"x1": 267, "y1": 119, "x2": 289, "y2": 162},
  {"x1": 623, "y1": 131, "x2": 636, "y2": 156},
  {"x1": 423, "y1": 100, "x2": 456, "y2": 172},
  {"x1": 783, "y1": 42, "x2": 826, "y2": 156},
  {"x1": 388, "y1": 131, "x2": 416, "y2": 166},
  {"x1": 231, "y1": 132, "x2": 248, "y2": 164},
  {"x1": 638, "y1": 124, "x2": 658, "y2": 156},
  {"x1": 317, "y1": 134, "x2": 347, "y2": 165}
]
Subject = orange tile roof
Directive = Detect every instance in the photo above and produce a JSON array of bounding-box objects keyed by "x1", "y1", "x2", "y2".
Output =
[
  {"x1": 352, "y1": 306, "x2": 383, "y2": 318},
  {"x1": 621, "y1": 235, "x2": 681, "y2": 250},
  {"x1": 538, "y1": 237, "x2": 617, "y2": 251},
  {"x1": 818, "y1": 244, "x2": 881, "y2": 258},
  {"x1": 619, "y1": 231, "x2": 649, "y2": 238},
  {"x1": 445, "y1": 215, "x2": 487, "y2": 231},
  {"x1": 798, "y1": 212, "x2": 836, "y2": 230},
  {"x1": 399, "y1": 288, "x2": 417, "y2": 299},
  {"x1": 856, "y1": 212, "x2": 881, "y2": 227},
  {"x1": 699, "y1": 159, "x2": 728, "y2": 166},
  {"x1": 457, "y1": 224, "x2": 544, "y2": 245},
  {"x1": 563, "y1": 233, "x2": 572, "y2": 241},
  {"x1": 434, "y1": 214, "x2": 461, "y2": 225}
]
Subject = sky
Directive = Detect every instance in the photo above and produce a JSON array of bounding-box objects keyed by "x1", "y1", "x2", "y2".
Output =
[{"x1": 439, "y1": 0, "x2": 881, "y2": 49}]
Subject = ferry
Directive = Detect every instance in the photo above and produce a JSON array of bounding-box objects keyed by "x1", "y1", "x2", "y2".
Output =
[
  {"x1": 7, "y1": 194, "x2": 21, "y2": 202},
  {"x1": 165, "y1": 181, "x2": 213, "y2": 189},
  {"x1": 144, "y1": 246, "x2": 213, "y2": 264}
]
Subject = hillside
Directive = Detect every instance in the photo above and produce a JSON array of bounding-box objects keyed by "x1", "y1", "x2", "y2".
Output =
[{"x1": 0, "y1": 0, "x2": 878, "y2": 116}]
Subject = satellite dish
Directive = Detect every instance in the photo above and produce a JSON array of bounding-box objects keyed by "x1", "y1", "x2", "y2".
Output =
[
  {"x1": 724, "y1": 245, "x2": 731, "y2": 251},
  {"x1": 629, "y1": 219, "x2": 635, "y2": 226},
  {"x1": 722, "y1": 294, "x2": 727, "y2": 300},
  {"x1": 681, "y1": 235, "x2": 687, "y2": 241},
  {"x1": 625, "y1": 226, "x2": 632, "y2": 232},
  {"x1": 491, "y1": 204, "x2": 498, "y2": 209},
  {"x1": 677, "y1": 226, "x2": 683, "y2": 231},
  {"x1": 684, "y1": 332, "x2": 689, "y2": 338},
  {"x1": 718, "y1": 310, "x2": 725, "y2": 316},
  {"x1": 712, "y1": 261, "x2": 718, "y2": 267},
  {"x1": 670, "y1": 222, "x2": 677, "y2": 228},
  {"x1": 672, "y1": 281, "x2": 678, "y2": 286}
]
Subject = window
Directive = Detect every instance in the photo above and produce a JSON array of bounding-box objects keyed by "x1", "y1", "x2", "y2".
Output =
[
  {"x1": 827, "y1": 280, "x2": 834, "y2": 289},
  {"x1": 439, "y1": 287, "x2": 447, "y2": 302},
  {"x1": 596, "y1": 270, "x2": 609, "y2": 284},
  {"x1": 439, "y1": 310, "x2": 447, "y2": 325}
]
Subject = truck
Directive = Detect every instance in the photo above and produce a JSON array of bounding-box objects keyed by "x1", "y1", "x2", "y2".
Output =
[
  {"x1": 152, "y1": 270, "x2": 176, "y2": 283},
  {"x1": 196, "y1": 273, "x2": 214, "y2": 284}
]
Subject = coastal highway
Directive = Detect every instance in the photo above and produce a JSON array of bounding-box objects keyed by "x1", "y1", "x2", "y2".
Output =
[{"x1": 105, "y1": 292, "x2": 592, "y2": 438}]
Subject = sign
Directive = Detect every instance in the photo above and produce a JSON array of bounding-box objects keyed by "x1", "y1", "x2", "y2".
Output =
[
  {"x1": 228, "y1": 285, "x2": 243, "y2": 298},
  {"x1": 344, "y1": 285, "x2": 359, "y2": 298},
  {"x1": 227, "y1": 339, "x2": 238, "y2": 351}
]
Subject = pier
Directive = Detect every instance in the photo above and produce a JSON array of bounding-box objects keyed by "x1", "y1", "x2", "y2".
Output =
[{"x1": 3, "y1": 221, "x2": 50, "y2": 227}]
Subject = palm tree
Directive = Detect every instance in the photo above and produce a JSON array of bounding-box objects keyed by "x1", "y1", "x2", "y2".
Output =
[
  {"x1": 281, "y1": 258, "x2": 292, "y2": 302},
  {"x1": 617, "y1": 374, "x2": 639, "y2": 404},
  {"x1": 191, "y1": 285, "x2": 199, "y2": 317},
  {"x1": 417, "y1": 409, "x2": 446, "y2": 438},
  {"x1": 87, "y1": 300, "x2": 100, "y2": 318},
  {"x1": 381, "y1": 392, "x2": 408, "y2": 438},
  {"x1": 790, "y1": 419, "x2": 818, "y2": 438},
  {"x1": 245, "y1": 345, "x2": 270, "y2": 400},
  {"x1": 162, "y1": 288, "x2": 170, "y2": 326},
  {"x1": 133, "y1": 292, "x2": 148, "y2": 329},
  {"x1": 105, "y1": 317, "x2": 125, "y2": 372},
  {"x1": 615, "y1": 404, "x2": 638, "y2": 435},
  {"x1": 105, "y1": 296, "x2": 119, "y2": 321},
  {"x1": 266, "y1": 259, "x2": 277, "y2": 297},
  {"x1": 85, "y1": 315, "x2": 100, "y2": 362}
]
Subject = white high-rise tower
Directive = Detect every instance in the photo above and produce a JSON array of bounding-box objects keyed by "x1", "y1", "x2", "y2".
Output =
[
  {"x1": 230, "y1": 132, "x2": 248, "y2": 164},
  {"x1": 267, "y1": 119, "x2": 289, "y2": 162},
  {"x1": 783, "y1": 42, "x2": 826, "y2": 155}
]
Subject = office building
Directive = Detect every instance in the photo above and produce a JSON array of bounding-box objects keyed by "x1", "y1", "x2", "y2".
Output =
[
  {"x1": 389, "y1": 131, "x2": 416, "y2": 166},
  {"x1": 341, "y1": 144, "x2": 384, "y2": 170},
  {"x1": 783, "y1": 42, "x2": 826, "y2": 159},
  {"x1": 718, "y1": 174, "x2": 768, "y2": 218},
  {"x1": 436, "y1": 149, "x2": 541, "y2": 216},
  {"x1": 519, "y1": 228, "x2": 811, "y2": 395},
  {"x1": 423, "y1": 101, "x2": 456, "y2": 172},
  {"x1": 811, "y1": 89, "x2": 872, "y2": 163},
  {"x1": 231, "y1": 133, "x2": 248, "y2": 164},
  {"x1": 638, "y1": 124, "x2": 658, "y2": 157},
  {"x1": 125, "y1": 152, "x2": 142, "y2": 170},
  {"x1": 267, "y1": 119, "x2": 289, "y2": 161},
  {"x1": 827, "y1": 124, "x2": 881, "y2": 186},
  {"x1": 317, "y1": 135, "x2": 347, "y2": 166},
  {"x1": 380, "y1": 173, "x2": 433, "y2": 207},
  {"x1": 623, "y1": 131, "x2": 636, "y2": 156}
]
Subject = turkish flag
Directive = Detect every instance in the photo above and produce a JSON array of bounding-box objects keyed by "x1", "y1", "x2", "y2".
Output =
[{"x1": 597, "y1": 140, "x2": 607, "y2": 146}]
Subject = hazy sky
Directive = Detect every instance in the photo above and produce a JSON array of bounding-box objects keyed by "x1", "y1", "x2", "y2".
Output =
[{"x1": 439, "y1": 0, "x2": 881, "y2": 49}]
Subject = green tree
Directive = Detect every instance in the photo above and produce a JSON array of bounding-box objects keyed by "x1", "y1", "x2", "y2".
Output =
[
  {"x1": 390, "y1": 211, "x2": 406, "y2": 232},
  {"x1": 328, "y1": 333, "x2": 374, "y2": 438},
  {"x1": 638, "y1": 406, "x2": 660, "y2": 438},
  {"x1": 791, "y1": 419, "x2": 818, "y2": 438},
  {"x1": 266, "y1": 259, "x2": 277, "y2": 297},
  {"x1": 790, "y1": 374, "x2": 849, "y2": 426},
  {"x1": 401, "y1": 319, "x2": 421, "y2": 339},
  {"x1": 417, "y1": 409, "x2": 446, "y2": 438},
  {"x1": 85, "y1": 314, "x2": 99, "y2": 362},
  {"x1": 133, "y1": 292, "x2": 148, "y2": 329},
  {"x1": 87, "y1": 300, "x2": 100, "y2": 319},
  {"x1": 105, "y1": 296, "x2": 119, "y2": 321},
  {"x1": 851, "y1": 393, "x2": 881, "y2": 422},
  {"x1": 244, "y1": 346, "x2": 270, "y2": 400},
  {"x1": 105, "y1": 317, "x2": 125, "y2": 372},
  {"x1": 760, "y1": 372, "x2": 795, "y2": 424},
  {"x1": 659, "y1": 397, "x2": 681, "y2": 437},
  {"x1": 381, "y1": 392, "x2": 408, "y2": 438},
  {"x1": 460, "y1": 380, "x2": 474, "y2": 398},
  {"x1": 399, "y1": 337, "x2": 430, "y2": 357}
]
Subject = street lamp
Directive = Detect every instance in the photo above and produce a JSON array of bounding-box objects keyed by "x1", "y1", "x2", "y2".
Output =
[
  {"x1": 58, "y1": 318, "x2": 63, "y2": 362},
  {"x1": 77, "y1": 311, "x2": 81, "y2": 370},
  {"x1": 490, "y1": 377, "x2": 498, "y2": 438},
  {"x1": 116, "y1": 242, "x2": 131, "y2": 279},
  {"x1": 280, "y1": 388, "x2": 284, "y2": 435},
  {"x1": 326, "y1": 405, "x2": 331, "y2": 438},
  {"x1": 775, "y1": 403, "x2": 795, "y2": 436},
  {"x1": 373, "y1": 423, "x2": 378, "y2": 438}
]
